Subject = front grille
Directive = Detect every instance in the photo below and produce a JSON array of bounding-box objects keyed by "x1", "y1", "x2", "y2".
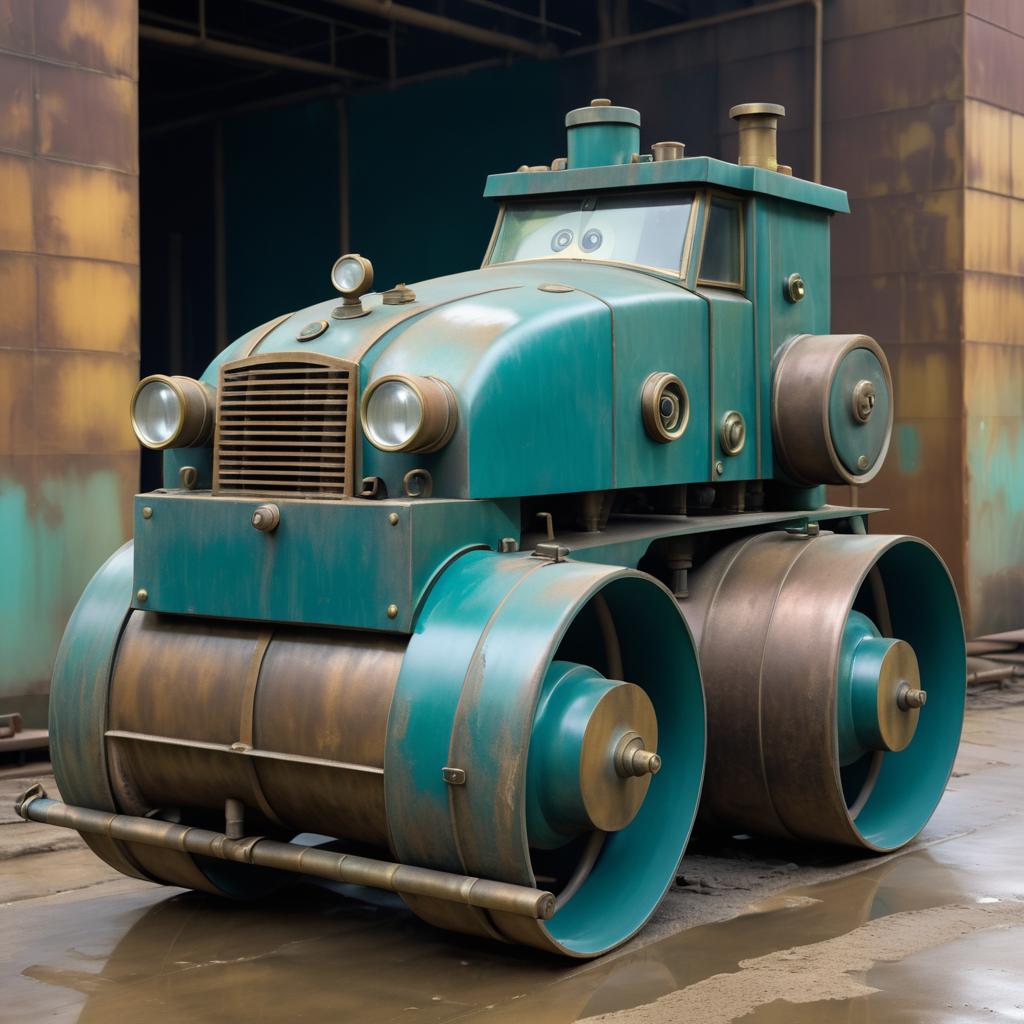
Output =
[{"x1": 213, "y1": 353, "x2": 357, "y2": 499}]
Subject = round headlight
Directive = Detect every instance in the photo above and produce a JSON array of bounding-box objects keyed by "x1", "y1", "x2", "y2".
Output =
[
  {"x1": 362, "y1": 375, "x2": 458, "y2": 454},
  {"x1": 330, "y1": 253, "x2": 373, "y2": 297},
  {"x1": 130, "y1": 374, "x2": 214, "y2": 450}
]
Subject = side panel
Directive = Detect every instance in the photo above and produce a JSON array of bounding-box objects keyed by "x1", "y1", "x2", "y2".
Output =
[
  {"x1": 131, "y1": 494, "x2": 518, "y2": 632},
  {"x1": 603, "y1": 287, "x2": 710, "y2": 490},
  {"x1": 361, "y1": 275, "x2": 614, "y2": 499},
  {"x1": 703, "y1": 289, "x2": 758, "y2": 482}
]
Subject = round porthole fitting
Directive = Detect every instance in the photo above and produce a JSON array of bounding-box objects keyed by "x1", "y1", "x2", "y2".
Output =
[
  {"x1": 720, "y1": 410, "x2": 746, "y2": 456},
  {"x1": 641, "y1": 372, "x2": 689, "y2": 443}
]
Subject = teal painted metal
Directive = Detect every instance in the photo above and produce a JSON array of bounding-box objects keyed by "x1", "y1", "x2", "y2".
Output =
[
  {"x1": 840, "y1": 540, "x2": 966, "y2": 851},
  {"x1": 485, "y1": 157, "x2": 849, "y2": 213},
  {"x1": 47, "y1": 542, "x2": 145, "y2": 881},
  {"x1": 828, "y1": 347, "x2": 891, "y2": 476},
  {"x1": 836, "y1": 610, "x2": 889, "y2": 766},
  {"x1": 162, "y1": 447, "x2": 212, "y2": 490},
  {"x1": 565, "y1": 103, "x2": 641, "y2": 170},
  {"x1": 36, "y1": 97, "x2": 968, "y2": 958},
  {"x1": 525, "y1": 662, "x2": 614, "y2": 850},
  {"x1": 385, "y1": 550, "x2": 704, "y2": 956},
  {"x1": 131, "y1": 493, "x2": 517, "y2": 631}
]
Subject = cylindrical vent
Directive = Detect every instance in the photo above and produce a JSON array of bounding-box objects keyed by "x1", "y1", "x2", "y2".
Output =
[
  {"x1": 729, "y1": 102, "x2": 785, "y2": 172},
  {"x1": 566, "y1": 98, "x2": 641, "y2": 169},
  {"x1": 652, "y1": 141, "x2": 685, "y2": 162}
]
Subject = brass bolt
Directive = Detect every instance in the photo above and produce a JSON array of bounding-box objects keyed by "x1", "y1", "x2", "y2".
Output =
[
  {"x1": 857, "y1": 454, "x2": 869, "y2": 471},
  {"x1": 898, "y1": 683, "x2": 928, "y2": 711},
  {"x1": 388, "y1": 512, "x2": 399, "y2": 525},
  {"x1": 136, "y1": 588, "x2": 148, "y2": 603},
  {"x1": 141, "y1": 506, "x2": 153, "y2": 519},
  {"x1": 852, "y1": 379, "x2": 877, "y2": 423},
  {"x1": 251, "y1": 503, "x2": 281, "y2": 532},
  {"x1": 785, "y1": 272, "x2": 806, "y2": 302},
  {"x1": 614, "y1": 734, "x2": 662, "y2": 778},
  {"x1": 386, "y1": 604, "x2": 399, "y2": 619}
]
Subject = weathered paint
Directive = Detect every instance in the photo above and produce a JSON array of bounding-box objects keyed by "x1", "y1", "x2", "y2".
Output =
[
  {"x1": 0, "y1": 461, "x2": 133, "y2": 721},
  {"x1": 131, "y1": 493, "x2": 518, "y2": 633},
  {"x1": 485, "y1": 156, "x2": 849, "y2": 214},
  {"x1": 0, "y1": 2, "x2": 139, "y2": 724},
  {"x1": 896, "y1": 423, "x2": 923, "y2": 475}
]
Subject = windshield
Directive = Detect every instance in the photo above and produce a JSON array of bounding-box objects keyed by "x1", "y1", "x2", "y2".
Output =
[{"x1": 487, "y1": 191, "x2": 694, "y2": 274}]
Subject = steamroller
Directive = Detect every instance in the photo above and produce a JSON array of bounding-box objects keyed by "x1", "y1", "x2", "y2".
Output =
[{"x1": 20, "y1": 98, "x2": 965, "y2": 957}]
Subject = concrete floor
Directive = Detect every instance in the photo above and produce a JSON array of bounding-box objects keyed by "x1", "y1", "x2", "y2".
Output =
[{"x1": 1, "y1": 686, "x2": 1022, "y2": 1023}]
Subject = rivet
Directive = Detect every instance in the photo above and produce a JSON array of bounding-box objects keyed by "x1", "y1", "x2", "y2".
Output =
[
  {"x1": 388, "y1": 512, "x2": 399, "y2": 525},
  {"x1": 142, "y1": 506, "x2": 153, "y2": 519},
  {"x1": 387, "y1": 603, "x2": 399, "y2": 619},
  {"x1": 714, "y1": 460, "x2": 725, "y2": 476},
  {"x1": 857, "y1": 454, "x2": 869, "y2": 471},
  {"x1": 136, "y1": 589, "x2": 148, "y2": 603}
]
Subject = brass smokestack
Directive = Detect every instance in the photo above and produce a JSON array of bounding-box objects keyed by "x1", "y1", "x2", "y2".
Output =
[{"x1": 729, "y1": 102, "x2": 785, "y2": 172}]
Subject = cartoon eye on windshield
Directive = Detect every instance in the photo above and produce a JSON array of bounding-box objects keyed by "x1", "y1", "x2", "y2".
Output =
[
  {"x1": 580, "y1": 228, "x2": 603, "y2": 253},
  {"x1": 551, "y1": 228, "x2": 574, "y2": 252}
]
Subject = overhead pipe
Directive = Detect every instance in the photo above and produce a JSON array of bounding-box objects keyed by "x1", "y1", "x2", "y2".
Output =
[
  {"x1": 138, "y1": 24, "x2": 377, "y2": 82},
  {"x1": 322, "y1": 0, "x2": 556, "y2": 59}
]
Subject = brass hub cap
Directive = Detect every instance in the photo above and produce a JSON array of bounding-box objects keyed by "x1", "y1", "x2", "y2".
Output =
[
  {"x1": 873, "y1": 639, "x2": 923, "y2": 752},
  {"x1": 578, "y1": 683, "x2": 659, "y2": 832}
]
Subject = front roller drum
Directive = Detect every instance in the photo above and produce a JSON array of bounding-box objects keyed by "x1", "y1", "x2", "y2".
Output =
[
  {"x1": 686, "y1": 530, "x2": 965, "y2": 851},
  {"x1": 386, "y1": 552, "x2": 706, "y2": 957}
]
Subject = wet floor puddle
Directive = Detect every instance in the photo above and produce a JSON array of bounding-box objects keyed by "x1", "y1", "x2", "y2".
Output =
[{"x1": 3, "y1": 815, "x2": 1023, "y2": 1024}]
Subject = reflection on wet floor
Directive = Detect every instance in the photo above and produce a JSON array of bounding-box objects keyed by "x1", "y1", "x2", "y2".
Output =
[
  {"x1": 3, "y1": 702, "x2": 1024, "y2": 1023},
  {"x1": 3, "y1": 817, "x2": 1022, "y2": 1024}
]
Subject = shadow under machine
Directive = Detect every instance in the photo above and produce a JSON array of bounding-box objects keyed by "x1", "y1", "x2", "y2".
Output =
[{"x1": 19, "y1": 99, "x2": 966, "y2": 958}]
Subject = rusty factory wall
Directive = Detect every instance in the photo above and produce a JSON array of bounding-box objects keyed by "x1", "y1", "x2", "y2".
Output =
[
  {"x1": 0, "y1": 0, "x2": 139, "y2": 727},
  {"x1": 959, "y1": 4, "x2": 1024, "y2": 634},
  {"x1": 825, "y1": 2, "x2": 967, "y2": 604},
  {"x1": 826, "y1": 1, "x2": 1024, "y2": 637}
]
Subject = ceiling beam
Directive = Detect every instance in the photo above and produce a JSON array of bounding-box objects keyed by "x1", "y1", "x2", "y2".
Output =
[
  {"x1": 139, "y1": 24, "x2": 377, "y2": 81},
  {"x1": 321, "y1": 0, "x2": 556, "y2": 58}
]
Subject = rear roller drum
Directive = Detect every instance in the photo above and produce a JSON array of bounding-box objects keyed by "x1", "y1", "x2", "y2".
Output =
[{"x1": 686, "y1": 531, "x2": 965, "y2": 851}]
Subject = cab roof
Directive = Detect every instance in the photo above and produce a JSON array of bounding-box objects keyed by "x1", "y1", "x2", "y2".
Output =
[{"x1": 484, "y1": 156, "x2": 849, "y2": 215}]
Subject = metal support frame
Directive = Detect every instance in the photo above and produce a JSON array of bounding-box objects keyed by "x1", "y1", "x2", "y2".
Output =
[
  {"x1": 565, "y1": 0, "x2": 824, "y2": 183},
  {"x1": 139, "y1": 24, "x2": 377, "y2": 82},
  {"x1": 321, "y1": 0, "x2": 556, "y2": 59}
]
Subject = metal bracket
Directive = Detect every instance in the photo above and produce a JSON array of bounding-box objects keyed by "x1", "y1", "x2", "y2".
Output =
[
  {"x1": 785, "y1": 521, "x2": 820, "y2": 538},
  {"x1": 532, "y1": 543, "x2": 570, "y2": 562},
  {"x1": 442, "y1": 767, "x2": 466, "y2": 785}
]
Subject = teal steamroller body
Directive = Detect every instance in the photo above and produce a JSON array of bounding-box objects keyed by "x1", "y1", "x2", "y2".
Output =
[{"x1": 22, "y1": 98, "x2": 965, "y2": 957}]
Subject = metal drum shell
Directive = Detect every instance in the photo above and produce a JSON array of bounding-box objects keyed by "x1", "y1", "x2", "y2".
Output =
[
  {"x1": 49, "y1": 544, "x2": 265, "y2": 895},
  {"x1": 108, "y1": 614, "x2": 405, "y2": 850},
  {"x1": 386, "y1": 549, "x2": 706, "y2": 957},
  {"x1": 772, "y1": 333, "x2": 893, "y2": 486},
  {"x1": 686, "y1": 530, "x2": 965, "y2": 851}
]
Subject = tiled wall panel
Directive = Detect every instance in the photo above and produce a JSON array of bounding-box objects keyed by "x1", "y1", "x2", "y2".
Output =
[{"x1": 0, "y1": 0, "x2": 139, "y2": 726}]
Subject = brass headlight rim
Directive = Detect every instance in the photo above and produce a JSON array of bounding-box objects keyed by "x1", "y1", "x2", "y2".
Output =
[
  {"x1": 130, "y1": 374, "x2": 187, "y2": 450},
  {"x1": 361, "y1": 373, "x2": 459, "y2": 454},
  {"x1": 641, "y1": 371, "x2": 690, "y2": 443},
  {"x1": 330, "y1": 253, "x2": 374, "y2": 299}
]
